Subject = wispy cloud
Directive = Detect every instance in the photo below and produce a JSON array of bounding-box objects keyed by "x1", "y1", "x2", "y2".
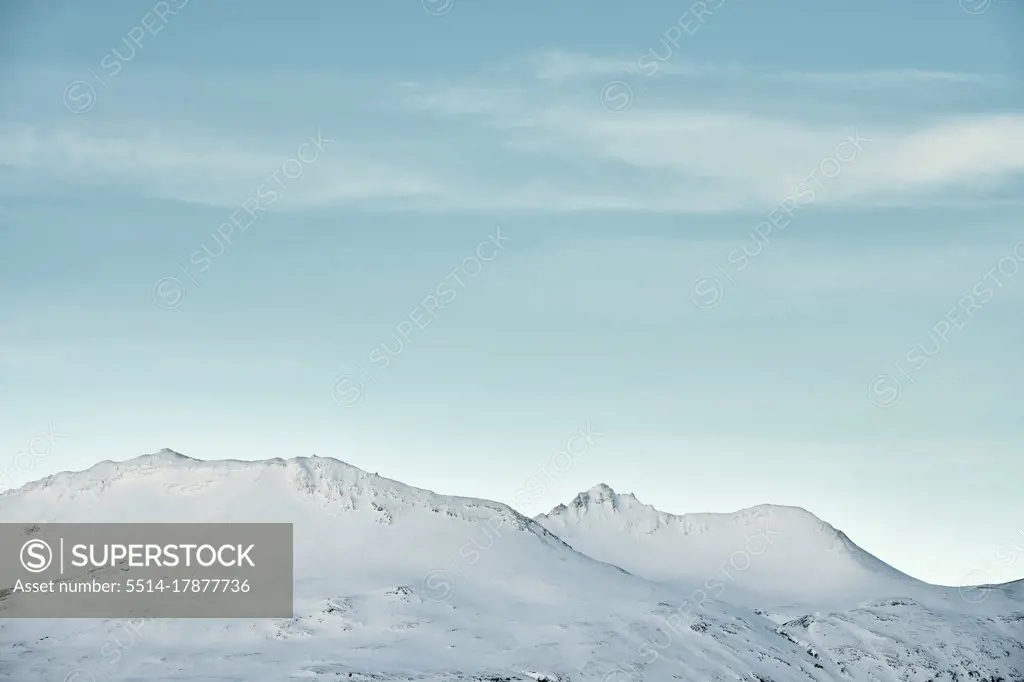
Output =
[
  {"x1": 517, "y1": 49, "x2": 1008, "y2": 88},
  {"x1": 764, "y1": 69, "x2": 1008, "y2": 88},
  {"x1": 514, "y1": 49, "x2": 740, "y2": 83},
  {"x1": 403, "y1": 77, "x2": 1024, "y2": 210},
  {"x1": 0, "y1": 51, "x2": 1021, "y2": 214},
  {"x1": 0, "y1": 123, "x2": 443, "y2": 209}
]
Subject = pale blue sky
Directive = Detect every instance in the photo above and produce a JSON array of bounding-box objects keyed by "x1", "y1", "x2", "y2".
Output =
[{"x1": 1, "y1": 0, "x2": 1023, "y2": 586}]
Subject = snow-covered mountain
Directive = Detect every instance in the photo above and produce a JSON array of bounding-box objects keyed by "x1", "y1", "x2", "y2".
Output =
[
  {"x1": 0, "y1": 451, "x2": 1021, "y2": 681},
  {"x1": 534, "y1": 483, "x2": 923, "y2": 610}
]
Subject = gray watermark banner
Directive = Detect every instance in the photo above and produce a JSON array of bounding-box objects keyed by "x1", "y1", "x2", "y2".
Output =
[{"x1": 0, "y1": 523, "x2": 292, "y2": 618}]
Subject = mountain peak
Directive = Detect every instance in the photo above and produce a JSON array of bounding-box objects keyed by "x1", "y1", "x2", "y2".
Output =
[
  {"x1": 148, "y1": 448, "x2": 195, "y2": 461},
  {"x1": 578, "y1": 482, "x2": 616, "y2": 504},
  {"x1": 564, "y1": 483, "x2": 644, "y2": 513}
]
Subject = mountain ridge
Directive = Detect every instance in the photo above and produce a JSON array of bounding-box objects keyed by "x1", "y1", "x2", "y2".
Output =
[
  {"x1": 539, "y1": 481, "x2": 840, "y2": 535},
  {"x1": 5, "y1": 451, "x2": 1018, "y2": 590},
  {"x1": 0, "y1": 450, "x2": 1022, "y2": 681},
  {"x1": 1, "y1": 448, "x2": 584, "y2": 557},
  {"x1": 534, "y1": 481, "x2": 934, "y2": 610}
]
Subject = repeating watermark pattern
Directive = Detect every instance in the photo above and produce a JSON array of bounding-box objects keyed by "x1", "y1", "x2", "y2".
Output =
[
  {"x1": 419, "y1": 422, "x2": 602, "y2": 603},
  {"x1": 602, "y1": 514, "x2": 781, "y2": 680},
  {"x1": 961, "y1": 0, "x2": 1024, "y2": 14},
  {"x1": 600, "y1": 0, "x2": 728, "y2": 113},
  {"x1": 422, "y1": 0, "x2": 454, "y2": 15},
  {"x1": 331, "y1": 228, "x2": 511, "y2": 409},
  {"x1": 63, "y1": 619, "x2": 148, "y2": 682},
  {"x1": 957, "y1": 526, "x2": 1024, "y2": 604},
  {"x1": 0, "y1": 424, "x2": 67, "y2": 491},
  {"x1": 62, "y1": 0, "x2": 189, "y2": 114},
  {"x1": 868, "y1": 240, "x2": 1024, "y2": 408},
  {"x1": 960, "y1": 0, "x2": 992, "y2": 13},
  {"x1": 689, "y1": 130, "x2": 871, "y2": 310},
  {"x1": 509, "y1": 421, "x2": 604, "y2": 514},
  {"x1": 151, "y1": 130, "x2": 333, "y2": 310}
]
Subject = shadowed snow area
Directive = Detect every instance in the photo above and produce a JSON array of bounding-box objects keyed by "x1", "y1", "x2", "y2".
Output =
[{"x1": 0, "y1": 450, "x2": 1021, "y2": 681}]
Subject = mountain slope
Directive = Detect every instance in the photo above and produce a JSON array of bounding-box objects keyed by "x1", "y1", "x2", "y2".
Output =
[{"x1": 0, "y1": 451, "x2": 1021, "y2": 681}]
